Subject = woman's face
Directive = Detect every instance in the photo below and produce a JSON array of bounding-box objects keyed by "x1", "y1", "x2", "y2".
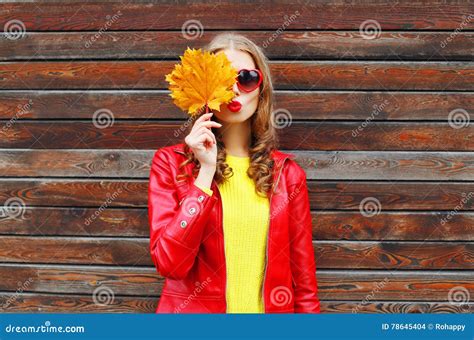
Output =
[{"x1": 212, "y1": 48, "x2": 260, "y2": 124}]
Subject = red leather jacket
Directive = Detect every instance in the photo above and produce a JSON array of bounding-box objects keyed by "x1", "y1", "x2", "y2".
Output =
[{"x1": 148, "y1": 143, "x2": 320, "y2": 313}]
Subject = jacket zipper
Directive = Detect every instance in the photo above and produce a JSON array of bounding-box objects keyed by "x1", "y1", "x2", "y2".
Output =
[{"x1": 262, "y1": 156, "x2": 289, "y2": 312}]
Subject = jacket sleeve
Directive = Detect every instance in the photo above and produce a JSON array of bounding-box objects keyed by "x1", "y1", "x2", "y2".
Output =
[
  {"x1": 195, "y1": 183, "x2": 214, "y2": 196},
  {"x1": 287, "y1": 164, "x2": 321, "y2": 313},
  {"x1": 148, "y1": 149, "x2": 218, "y2": 279}
]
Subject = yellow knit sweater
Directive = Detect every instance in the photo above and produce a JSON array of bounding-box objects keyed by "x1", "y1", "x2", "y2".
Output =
[{"x1": 195, "y1": 154, "x2": 269, "y2": 313}]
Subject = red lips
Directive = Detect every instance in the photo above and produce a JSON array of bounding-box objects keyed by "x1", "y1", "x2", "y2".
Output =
[{"x1": 227, "y1": 100, "x2": 242, "y2": 112}]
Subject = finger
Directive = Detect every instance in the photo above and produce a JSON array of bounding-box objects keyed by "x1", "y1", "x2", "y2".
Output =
[
  {"x1": 191, "y1": 114, "x2": 211, "y2": 133},
  {"x1": 198, "y1": 129, "x2": 216, "y2": 145},
  {"x1": 189, "y1": 126, "x2": 206, "y2": 142},
  {"x1": 196, "y1": 125, "x2": 217, "y2": 141},
  {"x1": 201, "y1": 121, "x2": 222, "y2": 129},
  {"x1": 196, "y1": 135, "x2": 212, "y2": 150},
  {"x1": 195, "y1": 133, "x2": 213, "y2": 148},
  {"x1": 194, "y1": 112, "x2": 213, "y2": 125},
  {"x1": 195, "y1": 143, "x2": 205, "y2": 151},
  {"x1": 194, "y1": 119, "x2": 221, "y2": 132}
]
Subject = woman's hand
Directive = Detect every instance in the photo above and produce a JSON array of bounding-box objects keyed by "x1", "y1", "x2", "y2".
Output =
[{"x1": 185, "y1": 111, "x2": 222, "y2": 168}]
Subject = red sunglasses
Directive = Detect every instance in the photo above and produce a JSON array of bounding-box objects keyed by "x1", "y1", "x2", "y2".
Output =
[{"x1": 236, "y1": 69, "x2": 263, "y2": 92}]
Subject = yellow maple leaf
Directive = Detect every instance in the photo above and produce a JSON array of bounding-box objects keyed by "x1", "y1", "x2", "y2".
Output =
[{"x1": 165, "y1": 47, "x2": 238, "y2": 116}]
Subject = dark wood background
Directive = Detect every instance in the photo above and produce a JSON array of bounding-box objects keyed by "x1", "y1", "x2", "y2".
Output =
[{"x1": 0, "y1": 1, "x2": 472, "y2": 313}]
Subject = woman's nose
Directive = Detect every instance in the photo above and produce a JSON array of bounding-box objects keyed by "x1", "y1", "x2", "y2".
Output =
[{"x1": 232, "y1": 81, "x2": 240, "y2": 96}]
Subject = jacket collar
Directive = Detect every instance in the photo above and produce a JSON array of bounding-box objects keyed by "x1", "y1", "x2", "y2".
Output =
[{"x1": 171, "y1": 143, "x2": 295, "y2": 166}]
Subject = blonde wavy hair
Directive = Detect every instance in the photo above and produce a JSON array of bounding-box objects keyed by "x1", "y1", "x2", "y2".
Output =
[{"x1": 176, "y1": 32, "x2": 278, "y2": 198}]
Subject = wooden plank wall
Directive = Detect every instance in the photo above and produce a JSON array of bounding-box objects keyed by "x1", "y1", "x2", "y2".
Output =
[{"x1": 0, "y1": 1, "x2": 472, "y2": 313}]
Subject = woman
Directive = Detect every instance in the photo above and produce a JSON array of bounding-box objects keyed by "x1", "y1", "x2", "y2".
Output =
[{"x1": 148, "y1": 33, "x2": 320, "y2": 313}]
